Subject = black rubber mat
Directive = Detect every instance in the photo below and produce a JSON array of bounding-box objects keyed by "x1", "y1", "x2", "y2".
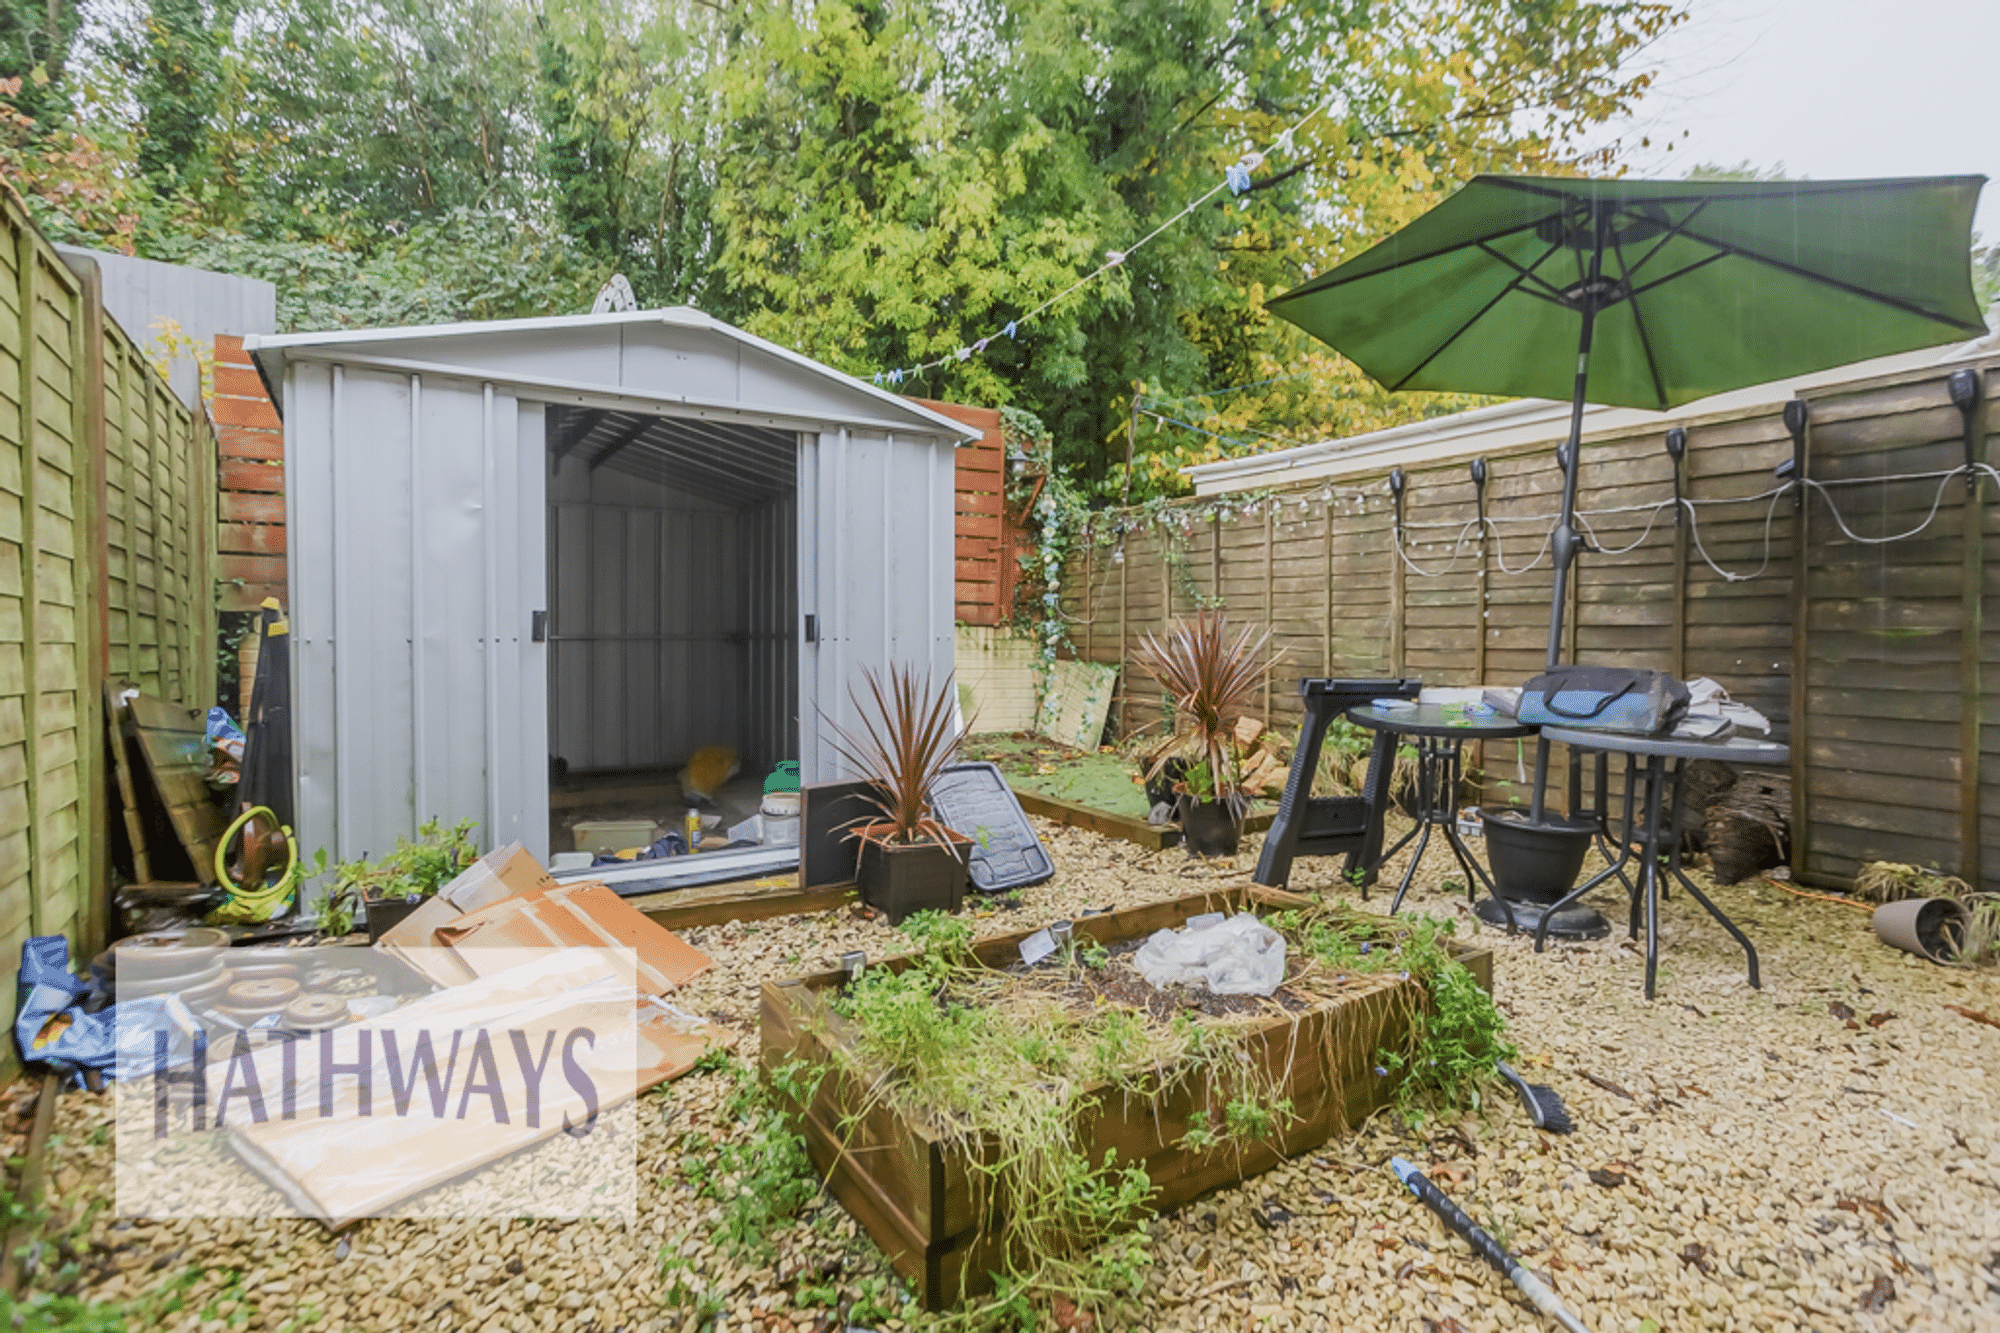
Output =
[{"x1": 928, "y1": 762, "x2": 1054, "y2": 893}]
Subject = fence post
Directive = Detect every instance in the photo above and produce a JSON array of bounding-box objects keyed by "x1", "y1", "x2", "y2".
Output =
[
  {"x1": 1667, "y1": 428, "x2": 1689, "y2": 680},
  {"x1": 1388, "y1": 472, "x2": 1406, "y2": 675},
  {"x1": 15, "y1": 226, "x2": 44, "y2": 941},
  {"x1": 1263, "y1": 504, "x2": 1274, "y2": 723},
  {"x1": 1082, "y1": 525, "x2": 1094, "y2": 662},
  {"x1": 1785, "y1": 398, "x2": 1812, "y2": 878},
  {"x1": 72, "y1": 259, "x2": 109, "y2": 954},
  {"x1": 1116, "y1": 524, "x2": 1128, "y2": 739},
  {"x1": 1322, "y1": 500, "x2": 1333, "y2": 675},
  {"x1": 1952, "y1": 369, "x2": 1987, "y2": 886}
]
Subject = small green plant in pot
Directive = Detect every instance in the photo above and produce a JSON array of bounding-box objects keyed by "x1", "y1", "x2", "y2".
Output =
[
  {"x1": 329, "y1": 817, "x2": 479, "y2": 941},
  {"x1": 824, "y1": 665, "x2": 970, "y2": 923},
  {"x1": 1135, "y1": 611, "x2": 1276, "y2": 857}
]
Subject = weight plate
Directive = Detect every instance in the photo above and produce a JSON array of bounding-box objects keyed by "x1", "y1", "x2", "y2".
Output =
[
  {"x1": 225, "y1": 976, "x2": 302, "y2": 1007},
  {"x1": 113, "y1": 956, "x2": 226, "y2": 1000}
]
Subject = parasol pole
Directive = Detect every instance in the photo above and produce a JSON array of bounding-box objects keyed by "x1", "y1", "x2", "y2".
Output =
[{"x1": 1529, "y1": 204, "x2": 1605, "y2": 823}]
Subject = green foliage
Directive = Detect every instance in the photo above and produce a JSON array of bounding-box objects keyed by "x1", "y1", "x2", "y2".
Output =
[
  {"x1": 0, "y1": 1291, "x2": 129, "y2": 1332},
  {"x1": 815, "y1": 915, "x2": 1306, "y2": 1322},
  {"x1": 2, "y1": 0, "x2": 1685, "y2": 503},
  {"x1": 331, "y1": 817, "x2": 477, "y2": 904},
  {"x1": 1269, "y1": 905, "x2": 1512, "y2": 1122},
  {"x1": 1375, "y1": 916, "x2": 1514, "y2": 1122},
  {"x1": 671, "y1": 1056, "x2": 825, "y2": 1260},
  {"x1": 309, "y1": 817, "x2": 475, "y2": 938}
]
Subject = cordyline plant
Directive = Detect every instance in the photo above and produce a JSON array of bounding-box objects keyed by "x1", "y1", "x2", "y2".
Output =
[
  {"x1": 823, "y1": 664, "x2": 966, "y2": 850},
  {"x1": 1135, "y1": 612, "x2": 1276, "y2": 817}
]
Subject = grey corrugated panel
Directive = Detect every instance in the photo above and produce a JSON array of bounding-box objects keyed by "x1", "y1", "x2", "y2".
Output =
[
  {"x1": 800, "y1": 427, "x2": 958, "y2": 784},
  {"x1": 55, "y1": 244, "x2": 276, "y2": 406}
]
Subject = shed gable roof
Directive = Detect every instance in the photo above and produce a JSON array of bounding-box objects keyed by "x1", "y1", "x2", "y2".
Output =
[{"x1": 247, "y1": 306, "x2": 975, "y2": 441}]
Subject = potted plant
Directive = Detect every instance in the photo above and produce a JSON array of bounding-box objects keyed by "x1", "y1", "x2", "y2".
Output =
[
  {"x1": 825, "y1": 665, "x2": 971, "y2": 923},
  {"x1": 329, "y1": 817, "x2": 479, "y2": 941},
  {"x1": 1135, "y1": 612, "x2": 1276, "y2": 857}
]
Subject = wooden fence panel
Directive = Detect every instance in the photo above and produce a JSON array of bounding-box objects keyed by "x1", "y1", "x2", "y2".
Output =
[
  {"x1": 1066, "y1": 354, "x2": 1999, "y2": 889},
  {"x1": 1801, "y1": 371, "x2": 1993, "y2": 890},
  {"x1": 0, "y1": 190, "x2": 217, "y2": 1078}
]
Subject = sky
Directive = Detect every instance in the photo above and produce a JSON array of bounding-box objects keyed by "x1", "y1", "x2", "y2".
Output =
[{"x1": 1592, "y1": 0, "x2": 2000, "y2": 242}]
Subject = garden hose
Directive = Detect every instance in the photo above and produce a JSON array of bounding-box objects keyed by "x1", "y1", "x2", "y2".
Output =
[{"x1": 213, "y1": 805, "x2": 300, "y2": 919}]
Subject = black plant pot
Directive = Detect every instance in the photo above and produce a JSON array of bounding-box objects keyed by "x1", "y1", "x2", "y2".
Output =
[
  {"x1": 1177, "y1": 799, "x2": 1242, "y2": 858},
  {"x1": 1478, "y1": 808, "x2": 1595, "y2": 903},
  {"x1": 364, "y1": 894, "x2": 425, "y2": 943},
  {"x1": 858, "y1": 834, "x2": 969, "y2": 924}
]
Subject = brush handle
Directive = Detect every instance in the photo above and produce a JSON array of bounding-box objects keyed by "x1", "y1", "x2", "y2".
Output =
[
  {"x1": 1393, "y1": 1157, "x2": 1513, "y2": 1276},
  {"x1": 1391, "y1": 1157, "x2": 1594, "y2": 1333}
]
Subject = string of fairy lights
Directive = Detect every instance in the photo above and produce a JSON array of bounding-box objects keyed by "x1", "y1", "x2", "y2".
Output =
[{"x1": 867, "y1": 92, "x2": 1353, "y2": 388}]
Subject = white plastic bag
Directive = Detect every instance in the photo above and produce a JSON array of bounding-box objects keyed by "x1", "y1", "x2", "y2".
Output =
[{"x1": 1132, "y1": 913, "x2": 1287, "y2": 997}]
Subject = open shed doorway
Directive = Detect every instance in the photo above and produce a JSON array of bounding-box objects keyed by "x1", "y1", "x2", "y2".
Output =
[{"x1": 544, "y1": 404, "x2": 799, "y2": 860}]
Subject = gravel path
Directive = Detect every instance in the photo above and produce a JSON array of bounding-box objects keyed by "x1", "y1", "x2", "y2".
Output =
[{"x1": 30, "y1": 817, "x2": 2000, "y2": 1332}]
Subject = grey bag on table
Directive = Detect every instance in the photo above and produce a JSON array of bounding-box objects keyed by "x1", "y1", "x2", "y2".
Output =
[{"x1": 1517, "y1": 666, "x2": 1691, "y2": 735}]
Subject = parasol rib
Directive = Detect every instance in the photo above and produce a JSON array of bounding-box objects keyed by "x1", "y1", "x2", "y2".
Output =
[{"x1": 1387, "y1": 240, "x2": 1566, "y2": 392}]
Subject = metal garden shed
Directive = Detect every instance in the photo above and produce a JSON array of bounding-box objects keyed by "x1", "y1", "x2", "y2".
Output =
[{"x1": 248, "y1": 307, "x2": 973, "y2": 873}]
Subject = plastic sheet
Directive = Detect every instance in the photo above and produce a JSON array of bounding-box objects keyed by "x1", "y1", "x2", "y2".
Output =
[{"x1": 1133, "y1": 913, "x2": 1287, "y2": 996}]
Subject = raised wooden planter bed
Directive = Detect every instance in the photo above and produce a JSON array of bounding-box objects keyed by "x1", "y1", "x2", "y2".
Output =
[
  {"x1": 1008, "y1": 786, "x2": 1274, "y2": 851},
  {"x1": 759, "y1": 887, "x2": 1492, "y2": 1309}
]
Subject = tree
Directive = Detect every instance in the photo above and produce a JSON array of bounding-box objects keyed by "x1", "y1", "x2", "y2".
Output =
[
  {"x1": 0, "y1": 0, "x2": 78, "y2": 128},
  {"x1": 1, "y1": 0, "x2": 1690, "y2": 501}
]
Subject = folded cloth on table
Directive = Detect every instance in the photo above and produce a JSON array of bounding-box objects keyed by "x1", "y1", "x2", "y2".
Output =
[{"x1": 1674, "y1": 678, "x2": 1771, "y2": 742}]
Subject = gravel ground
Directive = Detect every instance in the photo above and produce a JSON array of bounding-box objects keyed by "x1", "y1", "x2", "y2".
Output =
[{"x1": 26, "y1": 816, "x2": 2000, "y2": 1332}]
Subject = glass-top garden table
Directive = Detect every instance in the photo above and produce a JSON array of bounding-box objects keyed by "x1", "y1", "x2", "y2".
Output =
[
  {"x1": 1344, "y1": 702, "x2": 1536, "y2": 917},
  {"x1": 1534, "y1": 727, "x2": 1790, "y2": 999}
]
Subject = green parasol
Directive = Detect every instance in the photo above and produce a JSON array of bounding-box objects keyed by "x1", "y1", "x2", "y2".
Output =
[{"x1": 1267, "y1": 173, "x2": 1989, "y2": 671}]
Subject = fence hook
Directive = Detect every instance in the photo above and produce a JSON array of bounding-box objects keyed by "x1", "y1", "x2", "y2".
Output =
[
  {"x1": 1664, "y1": 427, "x2": 1687, "y2": 522},
  {"x1": 1782, "y1": 399, "x2": 1809, "y2": 509},
  {"x1": 1950, "y1": 369, "x2": 1983, "y2": 493}
]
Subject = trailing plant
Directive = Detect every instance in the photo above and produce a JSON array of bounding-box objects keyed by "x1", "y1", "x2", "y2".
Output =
[
  {"x1": 1269, "y1": 904, "x2": 1512, "y2": 1123},
  {"x1": 811, "y1": 911, "x2": 1301, "y2": 1325},
  {"x1": 1133, "y1": 611, "x2": 1276, "y2": 817},
  {"x1": 821, "y1": 665, "x2": 966, "y2": 851},
  {"x1": 671, "y1": 1055, "x2": 825, "y2": 1260}
]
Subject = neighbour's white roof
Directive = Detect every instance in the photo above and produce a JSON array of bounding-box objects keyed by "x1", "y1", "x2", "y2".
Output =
[
  {"x1": 1183, "y1": 326, "x2": 2000, "y2": 495},
  {"x1": 247, "y1": 305, "x2": 978, "y2": 442}
]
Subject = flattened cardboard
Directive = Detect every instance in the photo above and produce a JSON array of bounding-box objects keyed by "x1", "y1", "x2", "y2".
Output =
[
  {"x1": 435, "y1": 882, "x2": 712, "y2": 996},
  {"x1": 225, "y1": 949, "x2": 731, "y2": 1225}
]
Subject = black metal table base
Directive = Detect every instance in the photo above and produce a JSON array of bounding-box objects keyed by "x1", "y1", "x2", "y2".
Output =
[
  {"x1": 1372, "y1": 736, "x2": 1493, "y2": 916},
  {"x1": 1530, "y1": 748, "x2": 1762, "y2": 999},
  {"x1": 1474, "y1": 895, "x2": 1610, "y2": 940}
]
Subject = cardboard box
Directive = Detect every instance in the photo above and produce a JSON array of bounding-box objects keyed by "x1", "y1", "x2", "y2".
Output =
[{"x1": 572, "y1": 820, "x2": 659, "y2": 855}]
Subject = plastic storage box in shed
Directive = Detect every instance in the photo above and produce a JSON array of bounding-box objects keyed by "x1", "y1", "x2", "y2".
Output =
[{"x1": 248, "y1": 307, "x2": 975, "y2": 880}]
